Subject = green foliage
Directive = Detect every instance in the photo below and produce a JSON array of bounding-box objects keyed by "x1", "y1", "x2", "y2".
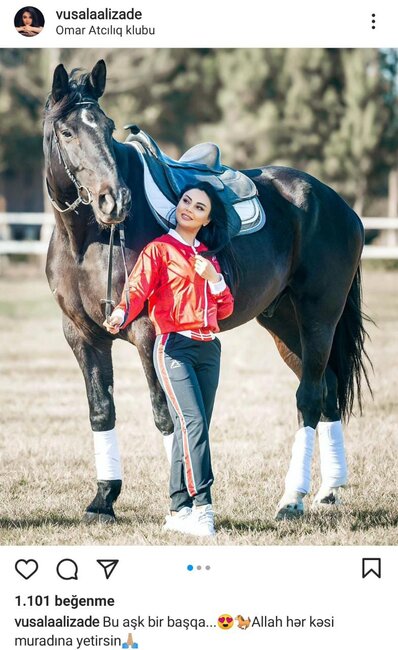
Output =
[
  {"x1": 323, "y1": 50, "x2": 390, "y2": 211},
  {"x1": 0, "y1": 49, "x2": 46, "y2": 174},
  {"x1": 0, "y1": 48, "x2": 397, "y2": 211}
]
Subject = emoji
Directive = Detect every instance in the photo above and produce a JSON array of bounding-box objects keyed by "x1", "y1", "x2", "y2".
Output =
[
  {"x1": 122, "y1": 632, "x2": 138, "y2": 648},
  {"x1": 217, "y1": 614, "x2": 234, "y2": 630},
  {"x1": 235, "y1": 614, "x2": 251, "y2": 629}
]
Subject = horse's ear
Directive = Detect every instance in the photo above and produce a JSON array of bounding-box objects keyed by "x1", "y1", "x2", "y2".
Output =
[
  {"x1": 52, "y1": 64, "x2": 69, "y2": 103},
  {"x1": 88, "y1": 60, "x2": 107, "y2": 99}
]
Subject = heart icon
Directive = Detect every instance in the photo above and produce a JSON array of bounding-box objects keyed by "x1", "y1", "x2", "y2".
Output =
[{"x1": 15, "y1": 559, "x2": 39, "y2": 580}]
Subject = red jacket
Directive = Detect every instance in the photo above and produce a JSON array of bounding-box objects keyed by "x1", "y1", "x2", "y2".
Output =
[{"x1": 115, "y1": 230, "x2": 234, "y2": 336}]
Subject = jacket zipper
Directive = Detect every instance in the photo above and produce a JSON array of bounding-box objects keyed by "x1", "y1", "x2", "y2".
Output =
[
  {"x1": 204, "y1": 280, "x2": 208, "y2": 327},
  {"x1": 192, "y1": 243, "x2": 209, "y2": 328}
]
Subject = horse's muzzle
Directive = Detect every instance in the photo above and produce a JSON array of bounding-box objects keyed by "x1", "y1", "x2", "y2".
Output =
[{"x1": 98, "y1": 186, "x2": 131, "y2": 224}]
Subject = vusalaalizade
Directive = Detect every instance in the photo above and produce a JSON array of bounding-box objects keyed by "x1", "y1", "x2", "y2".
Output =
[{"x1": 55, "y1": 8, "x2": 142, "y2": 20}]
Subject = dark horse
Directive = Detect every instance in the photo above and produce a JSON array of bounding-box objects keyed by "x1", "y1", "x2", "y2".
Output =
[{"x1": 44, "y1": 61, "x2": 370, "y2": 522}]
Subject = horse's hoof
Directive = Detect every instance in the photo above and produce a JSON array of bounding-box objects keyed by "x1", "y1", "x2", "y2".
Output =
[
  {"x1": 82, "y1": 511, "x2": 116, "y2": 524},
  {"x1": 274, "y1": 492, "x2": 305, "y2": 520},
  {"x1": 83, "y1": 480, "x2": 122, "y2": 525},
  {"x1": 312, "y1": 486, "x2": 342, "y2": 509}
]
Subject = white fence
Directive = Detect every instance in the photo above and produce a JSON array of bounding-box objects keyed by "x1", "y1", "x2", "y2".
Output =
[
  {"x1": 0, "y1": 213, "x2": 398, "y2": 259},
  {"x1": 360, "y1": 218, "x2": 398, "y2": 259},
  {"x1": 0, "y1": 213, "x2": 53, "y2": 255}
]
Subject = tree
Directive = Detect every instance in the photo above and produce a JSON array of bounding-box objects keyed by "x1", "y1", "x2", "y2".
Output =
[
  {"x1": 324, "y1": 49, "x2": 390, "y2": 214},
  {"x1": 1, "y1": 48, "x2": 397, "y2": 216}
]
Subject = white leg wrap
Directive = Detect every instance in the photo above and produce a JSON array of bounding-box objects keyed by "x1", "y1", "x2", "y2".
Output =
[
  {"x1": 92, "y1": 428, "x2": 122, "y2": 481},
  {"x1": 284, "y1": 426, "x2": 316, "y2": 494},
  {"x1": 163, "y1": 433, "x2": 174, "y2": 466},
  {"x1": 318, "y1": 420, "x2": 347, "y2": 488}
]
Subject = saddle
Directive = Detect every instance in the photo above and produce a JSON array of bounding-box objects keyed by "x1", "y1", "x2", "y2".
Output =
[{"x1": 124, "y1": 125, "x2": 265, "y2": 237}]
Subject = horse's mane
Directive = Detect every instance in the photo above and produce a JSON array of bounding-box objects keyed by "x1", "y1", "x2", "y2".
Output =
[{"x1": 44, "y1": 69, "x2": 95, "y2": 123}]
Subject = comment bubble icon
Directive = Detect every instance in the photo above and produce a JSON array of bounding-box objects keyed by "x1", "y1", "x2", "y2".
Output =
[{"x1": 56, "y1": 559, "x2": 78, "y2": 580}]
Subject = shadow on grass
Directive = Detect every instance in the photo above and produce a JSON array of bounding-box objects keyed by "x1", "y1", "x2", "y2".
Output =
[
  {"x1": 219, "y1": 510, "x2": 343, "y2": 539},
  {"x1": 0, "y1": 512, "x2": 164, "y2": 530},
  {"x1": 2, "y1": 509, "x2": 396, "y2": 540},
  {"x1": 349, "y1": 509, "x2": 398, "y2": 531},
  {"x1": 218, "y1": 517, "x2": 279, "y2": 534},
  {"x1": 219, "y1": 507, "x2": 398, "y2": 540},
  {"x1": 0, "y1": 515, "x2": 83, "y2": 529}
]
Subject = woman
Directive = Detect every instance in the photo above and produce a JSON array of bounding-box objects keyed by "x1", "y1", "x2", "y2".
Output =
[
  {"x1": 104, "y1": 182, "x2": 236, "y2": 536},
  {"x1": 15, "y1": 7, "x2": 43, "y2": 36}
]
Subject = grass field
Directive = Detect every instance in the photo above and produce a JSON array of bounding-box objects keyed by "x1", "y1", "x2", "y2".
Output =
[{"x1": 0, "y1": 265, "x2": 397, "y2": 546}]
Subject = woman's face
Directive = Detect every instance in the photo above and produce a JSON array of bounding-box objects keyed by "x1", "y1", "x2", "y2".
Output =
[
  {"x1": 176, "y1": 189, "x2": 211, "y2": 231},
  {"x1": 22, "y1": 11, "x2": 33, "y2": 25}
]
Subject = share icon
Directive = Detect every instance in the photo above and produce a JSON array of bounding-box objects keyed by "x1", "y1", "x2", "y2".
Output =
[{"x1": 96, "y1": 559, "x2": 119, "y2": 579}]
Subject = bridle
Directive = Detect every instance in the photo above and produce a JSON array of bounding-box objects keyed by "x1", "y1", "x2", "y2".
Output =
[
  {"x1": 46, "y1": 101, "x2": 96, "y2": 215},
  {"x1": 46, "y1": 99, "x2": 130, "y2": 323}
]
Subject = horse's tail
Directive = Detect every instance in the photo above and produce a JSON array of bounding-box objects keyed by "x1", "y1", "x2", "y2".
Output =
[{"x1": 328, "y1": 265, "x2": 373, "y2": 421}]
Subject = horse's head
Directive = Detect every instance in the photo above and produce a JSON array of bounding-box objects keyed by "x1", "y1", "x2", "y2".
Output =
[{"x1": 44, "y1": 60, "x2": 130, "y2": 226}]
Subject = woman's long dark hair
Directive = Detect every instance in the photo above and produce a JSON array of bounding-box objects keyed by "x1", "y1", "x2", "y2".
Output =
[
  {"x1": 178, "y1": 182, "x2": 240, "y2": 294},
  {"x1": 15, "y1": 7, "x2": 41, "y2": 27}
]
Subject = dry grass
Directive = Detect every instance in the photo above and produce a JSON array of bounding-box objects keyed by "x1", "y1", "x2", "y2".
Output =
[{"x1": 0, "y1": 265, "x2": 397, "y2": 545}]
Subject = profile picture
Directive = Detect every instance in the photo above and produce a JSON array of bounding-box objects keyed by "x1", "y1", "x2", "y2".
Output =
[{"x1": 14, "y1": 6, "x2": 44, "y2": 37}]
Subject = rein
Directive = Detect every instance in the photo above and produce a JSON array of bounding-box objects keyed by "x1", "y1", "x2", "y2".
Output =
[{"x1": 101, "y1": 223, "x2": 130, "y2": 323}]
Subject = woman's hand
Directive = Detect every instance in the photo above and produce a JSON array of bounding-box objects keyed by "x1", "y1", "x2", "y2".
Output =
[
  {"x1": 194, "y1": 254, "x2": 220, "y2": 283},
  {"x1": 103, "y1": 309, "x2": 124, "y2": 334}
]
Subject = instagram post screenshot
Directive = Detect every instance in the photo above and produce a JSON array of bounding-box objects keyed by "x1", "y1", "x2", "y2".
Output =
[{"x1": 0, "y1": 1, "x2": 397, "y2": 648}]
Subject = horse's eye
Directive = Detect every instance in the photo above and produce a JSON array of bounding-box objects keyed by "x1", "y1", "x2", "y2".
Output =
[{"x1": 61, "y1": 130, "x2": 72, "y2": 139}]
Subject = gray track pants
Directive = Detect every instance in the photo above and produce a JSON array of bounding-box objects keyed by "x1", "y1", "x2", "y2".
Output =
[{"x1": 153, "y1": 332, "x2": 221, "y2": 511}]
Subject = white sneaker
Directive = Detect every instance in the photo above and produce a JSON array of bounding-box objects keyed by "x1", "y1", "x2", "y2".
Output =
[
  {"x1": 163, "y1": 507, "x2": 192, "y2": 533},
  {"x1": 163, "y1": 505, "x2": 215, "y2": 537},
  {"x1": 194, "y1": 504, "x2": 216, "y2": 537}
]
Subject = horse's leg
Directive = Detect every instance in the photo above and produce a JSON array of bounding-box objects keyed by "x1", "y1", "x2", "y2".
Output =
[
  {"x1": 126, "y1": 319, "x2": 174, "y2": 460},
  {"x1": 284, "y1": 288, "x2": 349, "y2": 516},
  {"x1": 256, "y1": 299, "x2": 309, "y2": 518},
  {"x1": 257, "y1": 294, "x2": 347, "y2": 517},
  {"x1": 62, "y1": 314, "x2": 122, "y2": 523},
  {"x1": 314, "y1": 260, "x2": 370, "y2": 505}
]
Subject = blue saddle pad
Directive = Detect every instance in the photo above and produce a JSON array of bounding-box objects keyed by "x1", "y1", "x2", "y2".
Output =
[{"x1": 125, "y1": 127, "x2": 265, "y2": 238}]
